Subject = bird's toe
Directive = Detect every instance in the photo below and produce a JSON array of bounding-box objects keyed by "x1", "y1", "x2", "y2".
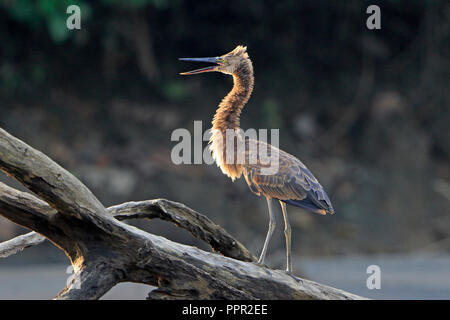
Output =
[{"x1": 284, "y1": 271, "x2": 303, "y2": 283}]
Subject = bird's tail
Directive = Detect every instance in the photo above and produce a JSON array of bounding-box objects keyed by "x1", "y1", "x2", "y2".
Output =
[{"x1": 282, "y1": 198, "x2": 334, "y2": 215}]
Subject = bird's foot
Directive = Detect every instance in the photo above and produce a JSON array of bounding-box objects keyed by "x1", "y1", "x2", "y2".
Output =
[
  {"x1": 285, "y1": 271, "x2": 303, "y2": 283},
  {"x1": 254, "y1": 261, "x2": 269, "y2": 269}
]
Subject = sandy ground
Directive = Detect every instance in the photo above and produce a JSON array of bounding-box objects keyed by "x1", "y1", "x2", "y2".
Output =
[{"x1": 0, "y1": 253, "x2": 449, "y2": 299}]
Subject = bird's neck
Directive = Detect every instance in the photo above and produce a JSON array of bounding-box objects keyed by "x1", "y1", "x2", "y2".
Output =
[{"x1": 212, "y1": 60, "x2": 254, "y2": 132}]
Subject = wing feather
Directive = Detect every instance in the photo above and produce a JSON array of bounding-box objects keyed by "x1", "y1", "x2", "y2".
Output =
[{"x1": 243, "y1": 139, "x2": 334, "y2": 214}]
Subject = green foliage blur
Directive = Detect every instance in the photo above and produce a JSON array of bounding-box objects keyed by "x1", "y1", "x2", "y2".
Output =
[{"x1": 6, "y1": 0, "x2": 86, "y2": 42}]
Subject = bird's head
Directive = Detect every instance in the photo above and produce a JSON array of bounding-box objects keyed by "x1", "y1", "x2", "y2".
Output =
[{"x1": 179, "y1": 45, "x2": 250, "y2": 76}]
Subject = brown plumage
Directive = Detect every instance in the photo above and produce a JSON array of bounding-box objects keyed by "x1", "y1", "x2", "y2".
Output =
[{"x1": 180, "y1": 45, "x2": 334, "y2": 273}]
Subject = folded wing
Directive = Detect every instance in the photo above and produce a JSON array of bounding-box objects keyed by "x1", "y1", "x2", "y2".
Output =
[{"x1": 243, "y1": 140, "x2": 334, "y2": 215}]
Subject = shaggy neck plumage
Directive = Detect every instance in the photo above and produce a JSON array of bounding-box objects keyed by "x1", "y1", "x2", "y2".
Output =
[{"x1": 212, "y1": 60, "x2": 254, "y2": 132}]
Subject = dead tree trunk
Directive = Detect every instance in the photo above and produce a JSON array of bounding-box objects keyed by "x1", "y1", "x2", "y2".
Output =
[{"x1": 0, "y1": 127, "x2": 365, "y2": 300}]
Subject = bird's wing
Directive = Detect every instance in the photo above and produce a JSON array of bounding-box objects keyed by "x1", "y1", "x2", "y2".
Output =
[{"x1": 243, "y1": 141, "x2": 334, "y2": 214}]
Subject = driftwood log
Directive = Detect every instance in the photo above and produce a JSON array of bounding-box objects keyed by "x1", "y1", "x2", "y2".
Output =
[{"x1": 0, "y1": 127, "x2": 364, "y2": 300}]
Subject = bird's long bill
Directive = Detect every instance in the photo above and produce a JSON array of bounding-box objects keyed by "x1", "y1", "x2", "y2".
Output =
[{"x1": 179, "y1": 57, "x2": 220, "y2": 75}]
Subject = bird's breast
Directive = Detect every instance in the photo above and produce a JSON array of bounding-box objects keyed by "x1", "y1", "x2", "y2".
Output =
[{"x1": 209, "y1": 128, "x2": 244, "y2": 181}]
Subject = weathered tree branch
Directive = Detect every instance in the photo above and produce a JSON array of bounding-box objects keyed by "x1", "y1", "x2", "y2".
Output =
[
  {"x1": 0, "y1": 127, "x2": 365, "y2": 300},
  {"x1": 110, "y1": 200, "x2": 255, "y2": 262},
  {"x1": 0, "y1": 193, "x2": 254, "y2": 263},
  {"x1": 0, "y1": 231, "x2": 45, "y2": 258}
]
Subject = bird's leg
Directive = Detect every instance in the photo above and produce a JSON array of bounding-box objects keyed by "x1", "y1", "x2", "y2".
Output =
[
  {"x1": 279, "y1": 201, "x2": 292, "y2": 273},
  {"x1": 258, "y1": 197, "x2": 276, "y2": 266}
]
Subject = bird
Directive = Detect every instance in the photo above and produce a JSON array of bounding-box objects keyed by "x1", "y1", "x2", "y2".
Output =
[{"x1": 179, "y1": 45, "x2": 334, "y2": 273}]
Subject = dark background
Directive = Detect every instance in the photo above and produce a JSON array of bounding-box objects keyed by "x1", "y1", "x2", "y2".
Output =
[{"x1": 0, "y1": 0, "x2": 449, "y2": 273}]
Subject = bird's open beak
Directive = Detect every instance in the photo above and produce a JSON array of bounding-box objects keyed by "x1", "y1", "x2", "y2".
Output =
[{"x1": 179, "y1": 57, "x2": 222, "y2": 75}]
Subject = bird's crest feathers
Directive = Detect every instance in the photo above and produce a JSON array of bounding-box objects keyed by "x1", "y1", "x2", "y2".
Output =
[{"x1": 229, "y1": 45, "x2": 249, "y2": 59}]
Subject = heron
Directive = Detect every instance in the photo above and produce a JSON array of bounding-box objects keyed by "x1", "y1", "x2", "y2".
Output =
[{"x1": 179, "y1": 46, "x2": 334, "y2": 273}]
